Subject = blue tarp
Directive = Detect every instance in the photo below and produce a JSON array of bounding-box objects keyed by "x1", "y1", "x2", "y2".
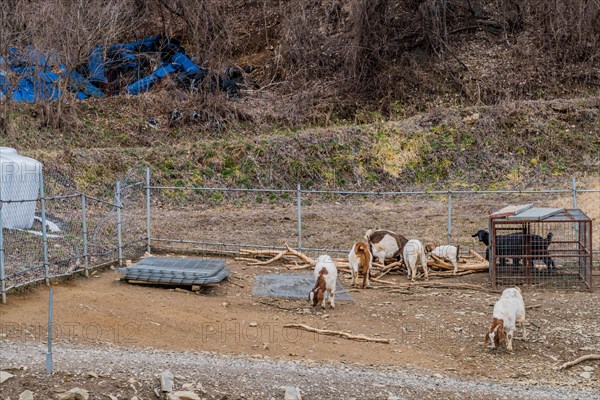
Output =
[{"x1": 0, "y1": 36, "x2": 224, "y2": 102}]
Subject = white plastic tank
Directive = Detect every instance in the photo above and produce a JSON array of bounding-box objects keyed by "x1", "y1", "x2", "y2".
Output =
[{"x1": 0, "y1": 147, "x2": 42, "y2": 229}]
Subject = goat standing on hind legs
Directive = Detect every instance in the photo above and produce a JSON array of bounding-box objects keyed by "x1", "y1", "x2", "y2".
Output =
[
  {"x1": 348, "y1": 241, "x2": 373, "y2": 289},
  {"x1": 308, "y1": 255, "x2": 338, "y2": 309}
]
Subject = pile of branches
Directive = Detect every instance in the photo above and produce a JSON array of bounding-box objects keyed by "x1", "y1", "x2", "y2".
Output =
[{"x1": 236, "y1": 242, "x2": 488, "y2": 290}]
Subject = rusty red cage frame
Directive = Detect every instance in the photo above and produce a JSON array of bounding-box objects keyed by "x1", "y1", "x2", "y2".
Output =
[{"x1": 489, "y1": 209, "x2": 592, "y2": 290}]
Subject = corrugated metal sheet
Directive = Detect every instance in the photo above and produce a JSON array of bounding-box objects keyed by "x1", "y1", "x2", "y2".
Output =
[{"x1": 118, "y1": 257, "x2": 229, "y2": 285}]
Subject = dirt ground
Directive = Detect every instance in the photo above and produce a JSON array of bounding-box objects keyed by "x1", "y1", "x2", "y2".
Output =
[{"x1": 1, "y1": 258, "x2": 599, "y2": 398}]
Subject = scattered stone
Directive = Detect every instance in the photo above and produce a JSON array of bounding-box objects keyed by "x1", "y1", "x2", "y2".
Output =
[
  {"x1": 0, "y1": 371, "x2": 15, "y2": 384},
  {"x1": 56, "y1": 388, "x2": 89, "y2": 400},
  {"x1": 19, "y1": 390, "x2": 34, "y2": 400},
  {"x1": 173, "y1": 391, "x2": 201, "y2": 400},
  {"x1": 580, "y1": 371, "x2": 592, "y2": 380},
  {"x1": 87, "y1": 372, "x2": 98, "y2": 379},
  {"x1": 131, "y1": 397, "x2": 140, "y2": 400},
  {"x1": 583, "y1": 366, "x2": 594, "y2": 372},
  {"x1": 249, "y1": 321, "x2": 258, "y2": 327},
  {"x1": 108, "y1": 395, "x2": 118, "y2": 400},
  {"x1": 388, "y1": 396, "x2": 401, "y2": 400},
  {"x1": 166, "y1": 395, "x2": 179, "y2": 400},
  {"x1": 160, "y1": 370, "x2": 174, "y2": 393},
  {"x1": 284, "y1": 386, "x2": 302, "y2": 400}
]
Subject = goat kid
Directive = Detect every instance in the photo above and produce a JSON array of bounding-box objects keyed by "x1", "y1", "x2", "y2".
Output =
[
  {"x1": 309, "y1": 255, "x2": 338, "y2": 309},
  {"x1": 348, "y1": 241, "x2": 372, "y2": 289},
  {"x1": 403, "y1": 239, "x2": 430, "y2": 281},
  {"x1": 365, "y1": 229, "x2": 408, "y2": 266},
  {"x1": 425, "y1": 243, "x2": 461, "y2": 274},
  {"x1": 484, "y1": 287, "x2": 526, "y2": 352}
]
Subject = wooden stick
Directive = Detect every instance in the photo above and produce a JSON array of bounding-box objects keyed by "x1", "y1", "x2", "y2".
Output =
[
  {"x1": 469, "y1": 249, "x2": 486, "y2": 262},
  {"x1": 428, "y1": 270, "x2": 478, "y2": 278},
  {"x1": 370, "y1": 277, "x2": 398, "y2": 285},
  {"x1": 284, "y1": 243, "x2": 315, "y2": 264},
  {"x1": 247, "y1": 250, "x2": 286, "y2": 265},
  {"x1": 283, "y1": 324, "x2": 391, "y2": 344},
  {"x1": 559, "y1": 354, "x2": 600, "y2": 370},
  {"x1": 286, "y1": 264, "x2": 312, "y2": 270}
]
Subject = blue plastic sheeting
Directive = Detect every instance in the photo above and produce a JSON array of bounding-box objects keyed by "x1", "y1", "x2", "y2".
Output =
[
  {"x1": 0, "y1": 35, "x2": 216, "y2": 102},
  {"x1": 125, "y1": 63, "x2": 180, "y2": 95}
]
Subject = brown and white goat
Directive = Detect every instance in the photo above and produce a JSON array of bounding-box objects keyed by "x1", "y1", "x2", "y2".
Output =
[
  {"x1": 484, "y1": 287, "x2": 526, "y2": 352},
  {"x1": 365, "y1": 229, "x2": 408, "y2": 266},
  {"x1": 308, "y1": 255, "x2": 338, "y2": 309},
  {"x1": 348, "y1": 241, "x2": 372, "y2": 288}
]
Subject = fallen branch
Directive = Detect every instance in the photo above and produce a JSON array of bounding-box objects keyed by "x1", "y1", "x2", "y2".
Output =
[
  {"x1": 559, "y1": 354, "x2": 600, "y2": 370},
  {"x1": 428, "y1": 270, "x2": 478, "y2": 278},
  {"x1": 394, "y1": 281, "x2": 484, "y2": 290},
  {"x1": 240, "y1": 243, "x2": 315, "y2": 267},
  {"x1": 469, "y1": 249, "x2": 486, "y2": 262},
  {"x1": 286, "y1": 264, "x2": 312, "y2": 270},
  {"x1": 283, "y1": 324, "x2": 391, "y2": 344},
  {"x1": 371, "y1": 277, "x2": 399, "y2": 285}
]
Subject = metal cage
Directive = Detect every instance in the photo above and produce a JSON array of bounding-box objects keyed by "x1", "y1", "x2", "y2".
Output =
[{"x1": 490, "y1": 209, "x2": 592, "y2": 290}]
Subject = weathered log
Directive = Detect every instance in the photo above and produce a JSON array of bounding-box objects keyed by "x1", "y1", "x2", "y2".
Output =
[
  {"x1": 559, "y1": 354, "x2": 600, "y2": 370},
  {"x1": 283, "y1": 324, "x2": 391, "y2": 344}
]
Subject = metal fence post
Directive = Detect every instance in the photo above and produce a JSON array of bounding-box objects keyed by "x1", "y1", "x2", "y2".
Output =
[
  {"x1": 45, "y1": 287, "x2": 53, "y2": 375},
  {"x1": 116, "y1": 181, "x2": 123, "y2": 266},
  {"x1": 572, "y1": 176, "x2": 577, "y2": 208},
  {"x1": 81, "y1": 194, "x2": 89, "y2": 278},
  {"x1": 146, "y1": 167, "x2": 151, "y2": 255},
  {"x1": 40, "y1": 168, "x2": 49, "y2": 285},
  {"x1": 447, "y1": 191, "x2": 452, "y2": 245},
  {"x1": 297, "y1": 183, "x2": 302, "y2": 252},
  {"x1": 0, "y1": 199, "x2": 5, "y2": 304}
]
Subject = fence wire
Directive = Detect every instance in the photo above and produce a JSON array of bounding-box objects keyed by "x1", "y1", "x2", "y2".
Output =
[{"x1": 1, "y1": 168, "x2": 599, "y2": 303}]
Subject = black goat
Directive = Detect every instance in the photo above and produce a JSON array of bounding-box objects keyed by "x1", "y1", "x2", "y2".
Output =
[{"x1": 472, "y1": 229, "x2": 555, "y2": 271}]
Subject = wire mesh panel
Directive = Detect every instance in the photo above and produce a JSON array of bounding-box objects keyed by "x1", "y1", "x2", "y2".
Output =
[
  {"x1": 490, "y1": 209, "x2": 592, "y2": 290},
  {"x1": 299, "y1": 191, "x2": 449, "y2": 260},
  {"x1": 44, "y1": 194, "x2": 85, "y2": 278},
  {"x1": 118, "y1": 171, "x2": 147, "y2": 263},
  {"x1": 1, "y1": 198, "x2": 46, "y2": 290},
  {"x1": 451, "y1": 191, "x2": 574, "y2": 259},
  {"x1": 148, "y1": 185, "x2": 299, "y2": 256}
]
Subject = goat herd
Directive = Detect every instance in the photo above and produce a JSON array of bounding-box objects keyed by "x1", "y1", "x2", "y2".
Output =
[{"x1": 308, "y1": 228, "x2": 542, "y2": 352}]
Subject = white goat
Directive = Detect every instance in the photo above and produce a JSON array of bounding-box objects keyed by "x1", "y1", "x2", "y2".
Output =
[
  {"x1": 309, "y1": 255, "x2": 338, "y2": 308},
  {"x1": 403, "y1": 239, "x2": 429, "y2": 281},
  {"x1": 426, "y1": 243, "x2": 461, "y2": 274},
  {"x1": 484, "y1": 287, "x2": 526, "y2": 351},
  {"x1": 348, "y1": 241, "x2": 373, "y2": 289},
  {"x1": 365, "y1": 229, "x2": 408, "y2": 266}
]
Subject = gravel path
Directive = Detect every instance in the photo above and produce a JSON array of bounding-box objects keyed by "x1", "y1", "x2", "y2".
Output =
[{"x1": 1, "y1": 342, "x2": 598, "y2": 400}]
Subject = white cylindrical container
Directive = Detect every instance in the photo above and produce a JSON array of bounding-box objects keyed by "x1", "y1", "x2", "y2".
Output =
[{"x1": 0, "y1": 147, "x2": 42, "y2": 229}]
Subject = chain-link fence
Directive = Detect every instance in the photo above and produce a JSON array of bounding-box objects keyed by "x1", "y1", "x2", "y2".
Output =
[
  {"x1": 145, "y1": 174, "x2": 599, "y2": 266},
  {"x1": 1, "y1": 166, "x2": 598, "y2": 303},
  {"x1": 0, "y1": 164, "x2": 147, "y2": 303}
]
